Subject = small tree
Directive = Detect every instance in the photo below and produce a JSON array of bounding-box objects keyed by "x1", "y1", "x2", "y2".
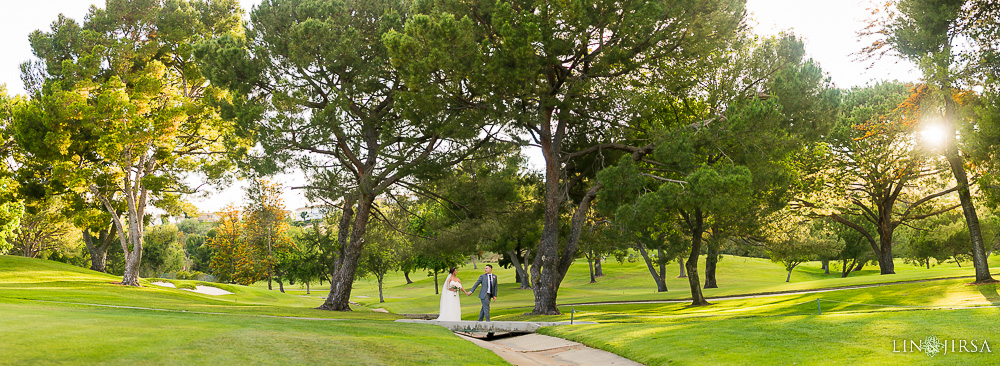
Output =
[
  {"x1": 244, "y1": 179, "x2": 294, "y2": 290},
  {"x1": 141, "y1": 225, "x2": 185, "y2": 277},
  {"x1": 12, "y1": 198, "x2": 73, "y2": 258},
  {"x1": 580, "y1": 212, "x2": 628, "y2": 284},
  {"x1": 832, "y1": 217, "x2": 876, "y2": 278},
  {"x1": 287, "y1": 227, "x2": 332, "y2": 295},
  {"x1": 900, "y1": 211, "x2": 971, "y2": 269},
  {"x1": 184, "y1": 234, "x2": 211, "y2": 272},
  {"x1": 293, "y1": 216, "x2": 340, "y2": 287},
  {"x1": 208, "y1": 205, "x2": 266, "y2": 286},
  {"x1": 359, "y1": 218, "x2": 402, "y2": 303},
  {"x1": 766, "y1": 218, "x2": 844, "y2": 282}
]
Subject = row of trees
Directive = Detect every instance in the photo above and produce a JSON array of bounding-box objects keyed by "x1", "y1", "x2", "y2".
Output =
[{"x1": 2, "y1": 0, "x2": 999, "y2": 314}]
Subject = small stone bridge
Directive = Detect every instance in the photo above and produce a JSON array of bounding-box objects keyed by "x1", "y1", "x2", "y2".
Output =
[{"x1": 394, "y1": 319, "x2": 596, "y2": 333}]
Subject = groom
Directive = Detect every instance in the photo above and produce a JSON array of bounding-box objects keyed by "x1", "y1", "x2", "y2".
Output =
[{"x1": 468, "y1": 265, "x2": 498, "y2": 321}]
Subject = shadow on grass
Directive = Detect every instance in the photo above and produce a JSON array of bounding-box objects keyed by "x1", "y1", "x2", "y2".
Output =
[{"x1": 975, "y1": 283, "x2": 1000, "y2": 304}]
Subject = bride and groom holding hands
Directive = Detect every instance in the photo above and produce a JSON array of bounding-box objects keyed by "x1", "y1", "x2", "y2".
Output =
[{"x1": 437, "y1": 265, "x2": 498, "y2": 321}]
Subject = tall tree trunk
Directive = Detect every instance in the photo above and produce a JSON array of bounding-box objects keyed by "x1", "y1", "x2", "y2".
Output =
[
  {"x1": 403, "y1": 271, "x2": 413, "y2": 284},
  {"x1": 530, "y1": 178, "x2": 602, "y2": 315},
  {"x1": 306, "y1": 281, "x2": 310, "y2": 295},
  {"x1": 657, "y1": 249, "x2": 666, "y2": 285},
  {"x1": 433, "y1": 270, "x2": 439, "y2": 295},
  {"x1": 532, "y1": 119, "x2": 567, "y2": 315},
  {"x1": 704, "y1": 238, "x2": 720, "y2": 289},
  {"x1": 471, "y1": 255, "x2": 478, "y2": 269},
  {"x1": 277, "y1": 278, "x2": 284, "y2": 293},
  {"x1": 508, "y1": 249, "x2": 531, "y2": 289},
  {"x1": 378, "y1": 275, "x2": 385, "y2": 303},
  {"x1": 678, "y1": 256, "x2": 687, "y2": 278},
  {"x1": 121, "y1": 241, "x2": 143, "y2": 287},
  {"x1": 118, "y1": 204, "x2": 144, "y2": 286},
  {"x1": 686, "y1": 209, "x2": 709, "y2": 306},
  {"x1": 267, "y1": 225, "x2": 273, "y2": 290},
  {"x1": 636, "y1": 243, "x2": 667, "y2": 292},
  {"x1": 786, "y1": 267, "x2": 793, "y2": 282},
  {"x1": 332, "y1": 196, "x2": 356, "y2": 282},
  {"x1": 319, "y1": 195, "x2": 372, "y2": 311},
  {"x1": 943, "y1": 95, "x2": 995, "y2": 283},
  {"x1": 92, "y1": 182, "x2": 146, "y2": 287},
  {"x1": 82, "y1": 228, "x2": 114, "y2": 273},
  {"x1": 853, "y1": 261, "x2": 865, "y2": 272},
  {"x1": 595, "y1": 255, "x2": 604, "y2": 277},
  {"x1": 587, "y1": 252, "x2": 596, "y2": 284},
  {"x1": 822, "y1": 260, "x2": 830, "y2": 275},
  {"x1": 926, "y1": 259, "x2": 930, "y2": 269},
  {"x1": 876, "y1": 231, "x2": 895, "y2": 275}
]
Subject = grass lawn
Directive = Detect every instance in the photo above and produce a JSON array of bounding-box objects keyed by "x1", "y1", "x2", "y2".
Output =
[
  {"x1": 275, "y1": 254, "x2": 1000, "y2": 316},
  {"x1": 539, "y1": 307, "x2": 1000, "y2": 365},
  {"x1": 7, "y1": 251, "x2": 1000, "y2": 365},
  {"x1": 0, "y1": 256, "x2": 507, "y2": 365},
  {"x1": 531, "y1": 279, "x2": 1000, "y2": 365},
  {"x1": 268, "y1": 253, "x2": 1000, "y2": 365}
]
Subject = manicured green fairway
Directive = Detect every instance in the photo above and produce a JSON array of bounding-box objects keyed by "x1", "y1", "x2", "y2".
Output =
[
  {"x1": 334, "y1": 254, "x2": 1000, "y2": 365},
  {"x1": 332, "y1": 254, "x2": 1000, "y2": 316},
  {"x1": 6, "y1": 252, "x2": 1000, "y2": 365},
  {"x1": 527, "y1": 278, "x2": 1000, "y2": 365},
  {"x1": 539, "y1": 307, "x2": 1000, "y2": 365},
  {"x1": 0, "y1": 256, "x2": 506, "y2": 365},
  {"x1": 1, "y1": 299, "x2": 498, "y2": 365}
]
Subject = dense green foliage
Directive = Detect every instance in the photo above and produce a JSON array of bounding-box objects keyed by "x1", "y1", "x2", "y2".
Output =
[
  {"x1": 4, "y1": 0, "x2": 1000, "y2": 364},
  {"x1": 14, "y1": 0, "x2": 245, "y2": 285},
  {"x1": 141, "y1": 224, "x2": 185, "y2": 277}
]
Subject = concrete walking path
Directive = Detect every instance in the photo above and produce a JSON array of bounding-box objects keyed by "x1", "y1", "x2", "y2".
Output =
[{"x1": 457, "y1": 333, "x2": 642, "y2": 366}]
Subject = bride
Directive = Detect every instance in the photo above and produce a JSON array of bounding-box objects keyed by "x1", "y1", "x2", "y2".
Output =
[{"x1": 437, "y1": 267, "x2": 471, "y2": 321}]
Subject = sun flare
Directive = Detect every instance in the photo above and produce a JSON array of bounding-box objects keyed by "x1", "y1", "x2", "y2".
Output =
[{"x1": 919, "y1": 125, "x2": 947, "y2": 147}]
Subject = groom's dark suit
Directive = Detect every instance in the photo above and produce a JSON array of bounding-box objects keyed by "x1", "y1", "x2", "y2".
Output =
[{"x1": 469, "y1": 272, "x2": 497, "y2": 321}]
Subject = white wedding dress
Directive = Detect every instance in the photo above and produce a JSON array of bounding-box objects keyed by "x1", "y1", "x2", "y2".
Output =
[{"x1": 437, "y1": 276, "x2": 462, "y2": 321}]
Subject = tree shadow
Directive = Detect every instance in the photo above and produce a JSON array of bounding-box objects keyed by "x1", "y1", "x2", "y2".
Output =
[{"x1": 975, "y1": 283, "x2": 1000, "y2": 305}]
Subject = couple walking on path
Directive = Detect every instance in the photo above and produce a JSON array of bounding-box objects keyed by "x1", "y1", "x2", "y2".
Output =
[{"x1": 437, "y1": 265, "x2": 498, "y2": 321}]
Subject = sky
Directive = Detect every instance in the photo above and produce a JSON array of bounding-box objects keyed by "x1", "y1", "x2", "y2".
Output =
[{"x1": 0, "y1": 0, "x2": 918, "y2": 213}]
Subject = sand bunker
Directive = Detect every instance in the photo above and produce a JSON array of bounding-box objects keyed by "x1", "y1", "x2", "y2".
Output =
[
  {"x1": 150, "y1": 281, "x2": 232, "y2": 295},
  {"x1": 182, "y1": 285, "x2": 234, "y2": 296}
]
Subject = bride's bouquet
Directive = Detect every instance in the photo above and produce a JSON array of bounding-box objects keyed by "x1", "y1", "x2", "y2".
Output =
[{"x1": 448, "y1": 283, "x2": 463, "y2": 291}]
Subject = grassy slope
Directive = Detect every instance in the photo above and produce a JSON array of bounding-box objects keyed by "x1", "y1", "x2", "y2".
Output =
[{"x1": 0, "y1": 256, "x2": 506, "y2": 365}]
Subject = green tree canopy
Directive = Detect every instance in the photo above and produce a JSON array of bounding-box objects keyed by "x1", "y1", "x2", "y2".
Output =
[
  {"x1": 15, "y1": 0, "x2": 244, "y2": 286},
  {"x1": 196, "y1": 0, "x2": 495, "y2": 311},
  {"x1": 874, "y1": 0, "x2": 996, "y2": 282},
  {"x1": 598, "y1": 34, "x2": 838, "y2": 305},
  {"x1": 386, "y1": 0, "x2": 749, "y2": 315}
]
